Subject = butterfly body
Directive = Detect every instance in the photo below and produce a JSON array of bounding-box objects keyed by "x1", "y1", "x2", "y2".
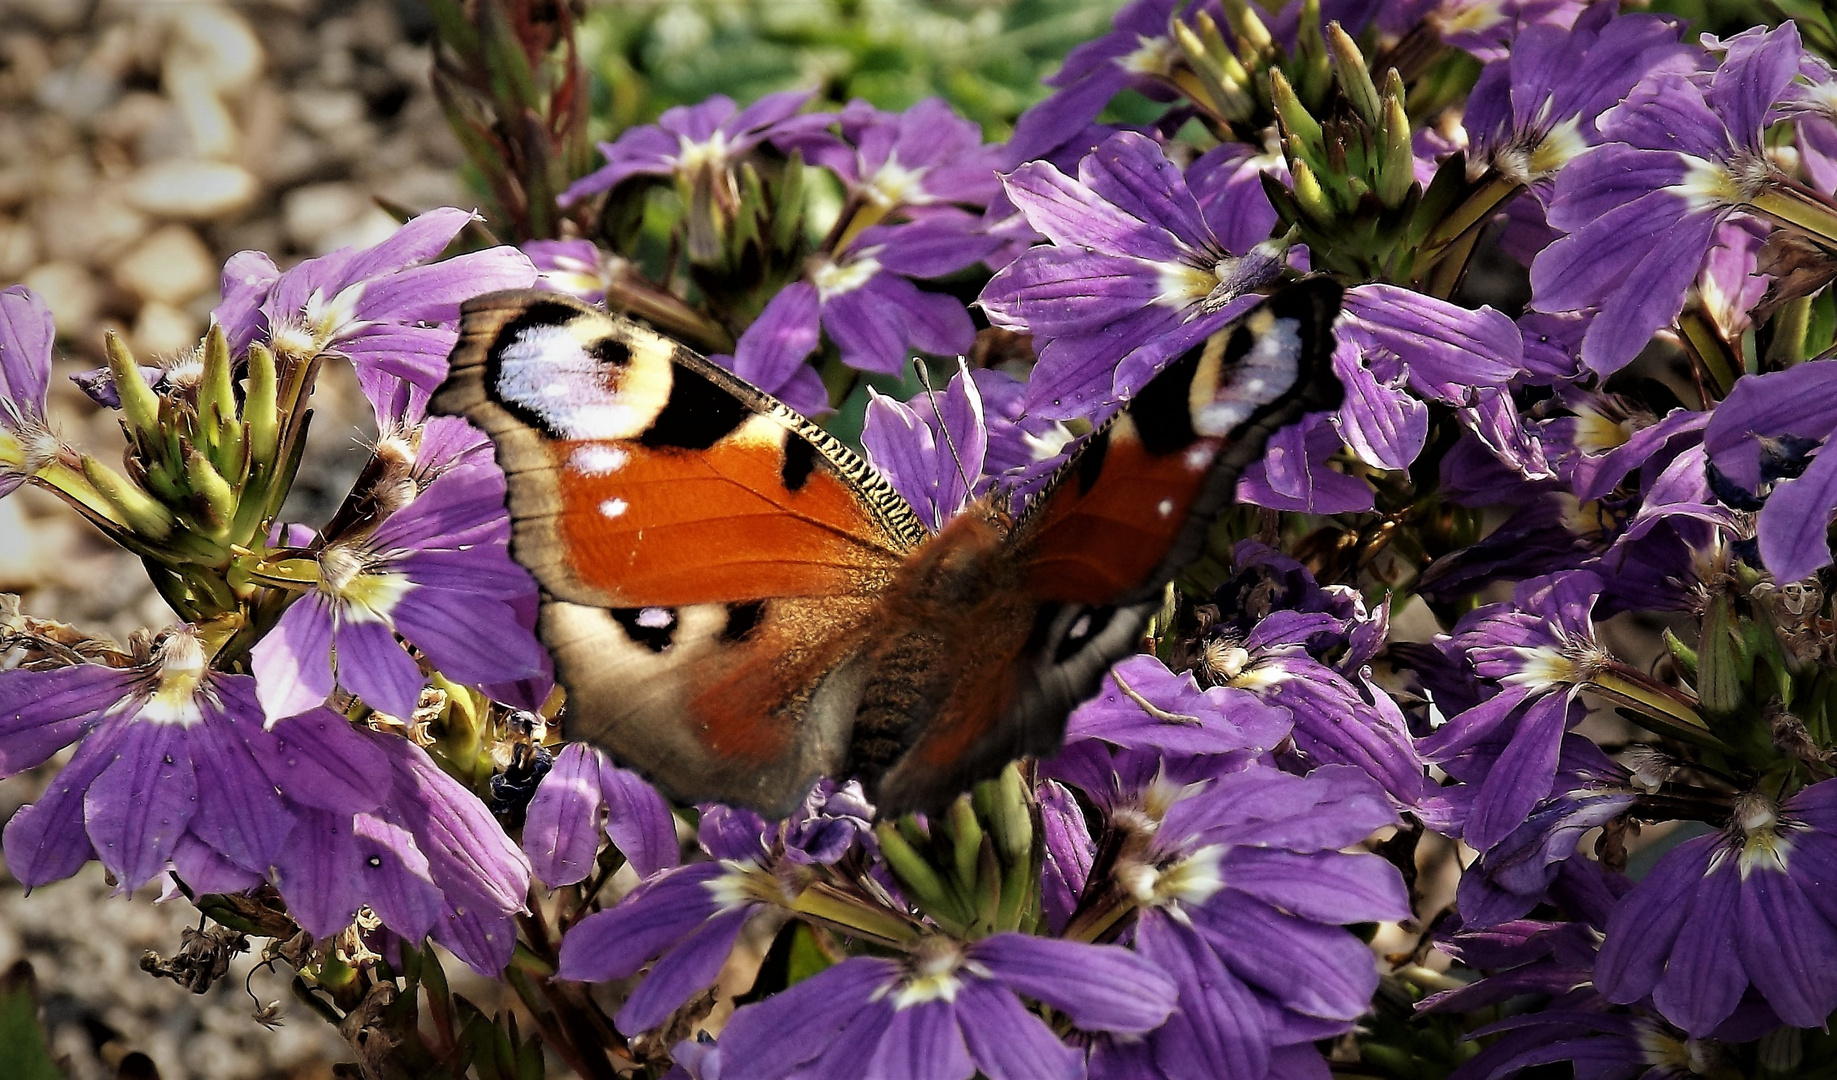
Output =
[{"x1": 432, "y1": 282, "x2": 1343, "y2": 816}]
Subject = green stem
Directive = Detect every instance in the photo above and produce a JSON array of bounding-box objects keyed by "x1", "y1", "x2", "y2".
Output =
[{"x1": 1750, "y1": 180, "x2": 1837, "y2": 250}]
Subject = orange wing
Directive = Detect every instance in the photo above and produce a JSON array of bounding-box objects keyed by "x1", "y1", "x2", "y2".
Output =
[{"x1": 872, "y1": 279, "x2": 1346, "y2": 813}]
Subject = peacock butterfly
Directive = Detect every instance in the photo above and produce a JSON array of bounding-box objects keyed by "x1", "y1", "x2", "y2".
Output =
[{"x1": 430, "y1": 279, "x2": 1344, "y2": 816}]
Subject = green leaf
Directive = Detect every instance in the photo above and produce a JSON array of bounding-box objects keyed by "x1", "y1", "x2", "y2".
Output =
[{"x1": 0, "y1": 965, "x2": 67, "y2": 1080}]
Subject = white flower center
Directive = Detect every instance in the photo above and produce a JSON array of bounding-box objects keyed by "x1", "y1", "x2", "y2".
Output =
[
  {"x1": 138, "y1": 629, "x2": 210, "y2": 727},
  {"x1": 866, "y1": 153, "x2": 930, "y2": 208},
  {"x1": 812, "y1": 253, "x2": 882, "y2": 301}
]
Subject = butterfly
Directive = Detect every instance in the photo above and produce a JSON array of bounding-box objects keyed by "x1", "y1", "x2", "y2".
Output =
[{"x1": 430, "y1": 279, "x2": 1344, "y2": 816}]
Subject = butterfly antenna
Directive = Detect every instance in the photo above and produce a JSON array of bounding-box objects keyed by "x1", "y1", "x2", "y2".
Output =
[{"x1": 913, "y1": 357, "x2": 975, "y2": 499}]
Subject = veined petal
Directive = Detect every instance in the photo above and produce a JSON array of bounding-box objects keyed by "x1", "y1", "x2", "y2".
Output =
[
  {"x1": 971, "y1": 933, "x2": 1176, "y2": 1033},
  {"x1": 333, "y1": 617, "x2": 424, "y2": 721},
  {"x1": 615, "y1": 908, "x2": 751, "y2": 1034},
  {"x1": 523, "y1": 742, "x2": 607, "y2": 888},
  {"x1": 83, "y1": 722, "x2": 198, "y2": 891}
]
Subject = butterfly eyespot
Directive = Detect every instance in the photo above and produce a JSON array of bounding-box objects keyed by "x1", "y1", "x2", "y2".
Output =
[
  {"x1": 612, "y1": 607, "x2": 677, "y2": 652},
  {"x1": 599, "y1": 497, "x2": 629, "y2": 518}
]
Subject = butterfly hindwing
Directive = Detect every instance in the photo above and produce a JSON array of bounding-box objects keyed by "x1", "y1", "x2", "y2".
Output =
[
  {"x1": 872, "y1": 278, "x2": 1345, "y2": 812},
  {"x1": 433, "y1": 291, "x2": 924, "y2": 813}
]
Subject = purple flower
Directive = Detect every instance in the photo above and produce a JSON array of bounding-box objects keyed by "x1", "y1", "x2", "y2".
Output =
[
  {"x1": 779, "y1": 98, "x2": 1005, "y2": 214},
  {"x1": 861, "y1": 362, "x2": 989, "y2": 530},
  {"x1": 213, "y1": 207, "x2": 537, "y2": 420},
  {"x1": 0, "y1": 628, "x2": 296, "y2": 893},
  {"x1": 1463, "y1": 7, "x2": 1686, "y2": 185},
  {"x1": 557, "y1": 782, "x2": 875, "y2": 1033},
  {"x1": 522, "y1": 742, "x2": 679, "y2": 888},
  {"x1": 1064, "y1": 654, "x2": 1294, "y2": 758},
  {"x1": 1450, "y1": 735, "x2": 1637, "y2": 927},
  {"x1": 1049, "y1": 746, "x2": 1409, "y2": 1080},
  {"x1": 1703, "y1": 358, "x2": 1837, "y2": 581},
  {"x1": 980, "y1": 132, "x2": 1287, "y2": 421},
  {"x1": 1418, "y1": 571, "x2": 1606, "y2": 852},
  {"x1": 729, "y1": 213, "x2": 989, "y2": 381},
  {"x1": 264, "y1": 708, "x2": 533, "y2": 974},
  {"x1": 560, "y1": 90, "x2": 823, "y2": 207},
  {"x1": 1002, "y1": 0, "x2": 1190, "y2": 164},
  {"x1": 713, "y1": 933, "x2": 1176, "y2": 1080},
  {"x1": 0, "y1": 285, "x2": 57, "y2": 499},
  {"x1": 1420, "y1": 0, "x2": 1589, "y2": 62},
  {"x1": 250, "y1": 418, "x2": 549, "y2": 722},
  {"x1": 1530, "y1": 24, "x2": 1805, "y2": 374},
  {"x1": 1596, "y1": 780, "x2": 1837, "y2": 1035},
  {"x1": 1329, "y1": 285, "x2": 1525, "y2": 483}
]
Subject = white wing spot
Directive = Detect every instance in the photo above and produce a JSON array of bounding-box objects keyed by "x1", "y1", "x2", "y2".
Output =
[
  {"x1": 1068, "y1": 612, "x2": 1092, "y2": 641},
  {"x1": 599, "y1": 497, "x2": 629, "y2": 519},
  {"x1": 636, "y1": 607, "x2": 674, "y2": 628},
  {"x1": 570, "y1": 445, "x2": 630, "y2": 476},
  {"x1": 1157, "y1": 498, "x2": 1175, "y2": 518},
  {"x1": 1184, "y1": 444, "x2": 1212, "y2": 471}
]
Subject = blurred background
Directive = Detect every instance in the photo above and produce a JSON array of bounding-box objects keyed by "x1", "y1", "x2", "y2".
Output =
[{"x1": 0, "y1": 1, "x2": 1120, "y2": 1076}]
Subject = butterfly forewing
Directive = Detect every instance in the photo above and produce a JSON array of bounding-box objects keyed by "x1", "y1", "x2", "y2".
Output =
[
  {"x1": 433, "y1": 291, "x2": 924, "y2": 814},
  {"x1": 872, "y1": 278, "x2": 1345, "y2": 812}
]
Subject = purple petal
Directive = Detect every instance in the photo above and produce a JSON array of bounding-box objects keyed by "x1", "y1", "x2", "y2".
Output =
[
  {"x1": 716, "y1": 958, "x2": 894, "y2": 1080},
  {"x1": 0, "y1": 284, "x2": 53, "y2": 415},
  {"x1": 352, "y1": 811, "x2": 445, "y2": 940},
  {"x1": 523, "y1": 742, "x2": 606, "y2": 888},
  {"x1": 601, "y1": 758, "x2": 680, "y2": 880},
  {"x1": 392, "y1": 590, "x2": 548, "y2": 689},
  {"x1": 1464, "y1": 693, "x2": 1570, "y2": 852},
  {"x1": 616, "y1": 908, "x2": 751, "y2": 1033},
  {"x1": 185, "y1": 708, "x2": 291, "y2": 873},
  {"x1": 953, "y1": 979, "x2": 1081, "y2": 1080},
  {"x1": 83, "y1": 722, "x2": 198, "y2": 891},
  {"x1": 971, "y1": 933, "x2": 1176, "y2": 1033},
  {"x1": 1736, "y1": 860, "x2": 1837, "y2": 1026},
  {"x1": 998, "y1": 158, "x2": 1189, "y2": 264},
  {"x1": 1064, "y1": 655, "x2": 1293, "y2": 756},
  {"x1": 1703, "y1": 362, "x2": 1837, "y2": 489},
  {"x1": 2, "y1": 720, "x2": 131, "y2": 886},
  {"x1": 0, "y1": 666, "x2": 132, "y2": 777},
  {"x1": 865, "y1": 1000, "x2": 973, "y2": 1080},
  {"x1": 1135, "y1": 914, "x2": 1268, "y2": 1080},
  {"x1": 1650, "y1": 855, "x2": 1746, "y2": 1035},
  {"x1": 386, "y1": 739, "x2": 530, "y2": 913},
  {"x1": 333, "y1": 617, "x2": 424, "y2": 720},
  {"x1": 980, "y1": 246, "x2": 1167, "y2": 337},
  {"x1": 1220, "y1": 849, "x2": 1411, "y2": 924},
  {"x1": 1342, "y1": 285, "x2": 1523, "y2": 398},
  {"x1": 1596, "y1": 833, "x2": 1720, "y2": 1004},
  {"x1": 213, "y1": 250, "x2": 281, "y2": 354},
  {"x1": 1037, "y1": 780, "x2": 1093, "y2": 934},
  {"x1": 1582, "y1": 207, "x2": 1724, "y2": 376},
  {"x1": 433, "y1": 904, "x2": 519, "y2": 975},
  {"x1": 730, "y1": 283, "x2": 820, "y2": 393},
  {"x1": 1077, "y1": 132, "x2": 1213, "y2": 252},
  {"x1": 1330, "y1": 334, "x2": 1427, "y2": 471},
  {"x1": 251, "y1": 594, "x2": 337, "y2": 722},
  {"x1": 1706, "y1": 23, "x2": 1803, "y2": 150},
  {"x1": 1194, "y1": 899, "x2": 1380, "y2": 1022},
  {"x1": 271, "y1": 806, "x2": 364, "y2": 936},
  {"x1": 337, "y1": 207, "x2": 476, "y2": 285},
  {"x1": 261, "y1": 708, "x2": 392, "y2": 812},
  {"x1": 557, "y1": 863, "x2": 727, "y2": 981}
]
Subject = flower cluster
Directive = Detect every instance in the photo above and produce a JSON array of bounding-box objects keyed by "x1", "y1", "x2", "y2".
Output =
[{"x1": 10, "y1": 0, "x2": 1837, "y2": 1077}]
